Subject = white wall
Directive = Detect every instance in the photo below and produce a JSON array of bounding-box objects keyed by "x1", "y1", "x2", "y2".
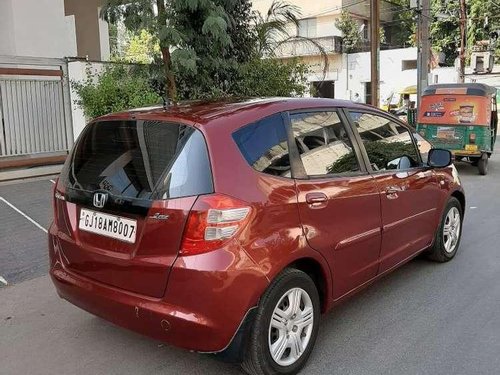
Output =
[
  {"x1": 0, "y1": 0, "x2": 77, "y2": 58},
  {"x1": 0, "y1": 0, "x2": 15, "y2": 55},
  {"x1": 68, "y1": 61, "x2": 106, "y2": 140},
  {"x1": 335, "y1": 48, "x2": 419, "y2": 101}
]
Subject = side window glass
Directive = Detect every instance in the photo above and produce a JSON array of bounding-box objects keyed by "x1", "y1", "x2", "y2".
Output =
[
  {"x1": 232, "y1": 114, "x2": 291, "y2": 177},
  {"x1": 350, "y1": 112, "x2": 420, "y2": 171},
  {"x1": 290, "y1": 111, "x2": 361, "y2": 176}
]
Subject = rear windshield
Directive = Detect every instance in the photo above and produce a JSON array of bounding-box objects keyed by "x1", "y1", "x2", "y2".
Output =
[{"x1": 60, "y1": 120, "x2": 213, "y2": 200}]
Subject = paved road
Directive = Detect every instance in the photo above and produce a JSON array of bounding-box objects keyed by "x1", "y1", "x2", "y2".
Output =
[
  {"x1": 1, "y1": 155, "x2": 500, "y2": 375},
  {"x1": 0, "y1": 177, "x2": 53, "y2": 286}
]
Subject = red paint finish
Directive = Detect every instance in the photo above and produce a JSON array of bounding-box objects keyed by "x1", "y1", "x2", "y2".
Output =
[
  {"x1": 374, "y1": 169, "x2": 442, "y2": 272},
  {"x1": 49, "y1": 98, "x2": 464, "y2": 354},
  {"x1": 295, "y1": 175, "x2": 382, "y2": 300},
  {"x1": 54, "y1": 195, "x2": 196, "y2": 298}
]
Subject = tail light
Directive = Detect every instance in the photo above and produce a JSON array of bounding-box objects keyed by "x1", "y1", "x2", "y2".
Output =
[
  {"x1": 53, "y1": 178, "x2": 69, "y2": 233},
  {"x1": 469, "y1": 133, "x2": 476, "y2": 144},
  {"x1": 180, "y1": 194, "x2": 252, "y2": 256}
]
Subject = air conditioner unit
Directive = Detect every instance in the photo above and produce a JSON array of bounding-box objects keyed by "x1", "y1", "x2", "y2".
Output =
[{"x1": 470, "y1": 51, "x2": 494, "y2": 74}]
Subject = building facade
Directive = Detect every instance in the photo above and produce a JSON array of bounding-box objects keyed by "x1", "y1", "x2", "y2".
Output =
[
  {"x1": 252, "y1": 0, "x2": 397, "y2": 101},
  {"x1": 0, "y1": 0, "x2": 109, "y2": 60}
]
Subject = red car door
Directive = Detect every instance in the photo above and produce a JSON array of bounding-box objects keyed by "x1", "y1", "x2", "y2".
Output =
[
  {"x1": 288, "y1": 110, "x2": 382, "y2": 300},
  {"x1": 346, "y1": 110, "x2": 441, "y2": 273}
]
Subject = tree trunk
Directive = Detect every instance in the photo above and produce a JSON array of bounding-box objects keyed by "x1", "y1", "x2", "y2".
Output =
[
  {"x1": 161, "y1": 46, "x2": 177, "y2": 102},
  {"x1": 156, "y1": 0, "x2": 177, "y2": 102}
]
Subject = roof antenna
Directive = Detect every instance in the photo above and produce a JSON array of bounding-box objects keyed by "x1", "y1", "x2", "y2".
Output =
[{"x1": 162, "y1": 95, "x2": 171, "y2": 110}]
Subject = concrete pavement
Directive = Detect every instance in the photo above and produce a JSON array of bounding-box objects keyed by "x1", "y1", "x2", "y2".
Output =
[{"x1": 1, "y1": 155, "x2": 500, "y2": 374}]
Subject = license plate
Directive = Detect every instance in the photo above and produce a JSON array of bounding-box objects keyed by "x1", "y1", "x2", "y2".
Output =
[
  {"x1": 79, "y1": 208, "x2": 137, "y2": 243},
  {"x1": 436, "y1": 127, "x2": 455, "y2": 139},
  {"x1": 465, "y1": 144, "x2": 478, "y2": 151}
]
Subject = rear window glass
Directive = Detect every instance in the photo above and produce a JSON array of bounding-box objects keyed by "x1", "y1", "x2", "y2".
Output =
[
  {"x1": 61, "y1": 120, "x2": 213, "y2": 200},
  {"x1": 232, "y1": 114, "x2": 291, "y2": 177}
]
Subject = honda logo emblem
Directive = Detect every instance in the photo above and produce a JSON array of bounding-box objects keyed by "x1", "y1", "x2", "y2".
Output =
[{"x1": 93, "y1": 192, "x2": 108, "y2": 208}]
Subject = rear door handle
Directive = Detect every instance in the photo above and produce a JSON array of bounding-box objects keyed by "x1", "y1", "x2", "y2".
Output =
[{"x1": 306, "y1": 192, "x2": 328, "y2": 208}]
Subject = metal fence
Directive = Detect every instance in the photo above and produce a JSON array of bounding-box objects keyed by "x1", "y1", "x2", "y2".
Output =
[{"x1": 0, "y1": 56, "x2": 73, "y2": 159}]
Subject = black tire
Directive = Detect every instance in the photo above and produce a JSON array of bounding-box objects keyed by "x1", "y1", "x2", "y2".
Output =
[
  {"x1": 242, "y1": 268, "x2": 320, "y2": 375},
  {"x1": 478, "y1": 154, "x2": 488, "y2": 175},
  {"x1": 426, "y1": 197, "x2": 463, "y2": 262}
]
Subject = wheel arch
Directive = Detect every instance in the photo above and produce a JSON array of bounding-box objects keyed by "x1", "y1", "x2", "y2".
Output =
[
  {"x1": 286, "y1": 257, "x2": 331, "y2": 313},
  {"x1": 451, "y1": 189, "x2": 466, "y2": 217}
]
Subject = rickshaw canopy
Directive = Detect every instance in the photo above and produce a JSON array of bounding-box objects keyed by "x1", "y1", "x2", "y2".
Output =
[{"x1": 422, "y1": 83, "x2": 497, "y2": 98}]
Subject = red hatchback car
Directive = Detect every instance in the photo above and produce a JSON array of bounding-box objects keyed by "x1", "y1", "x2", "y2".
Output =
[{"x1": 49, "y1": 98, "x2": 465, "y2": 375}]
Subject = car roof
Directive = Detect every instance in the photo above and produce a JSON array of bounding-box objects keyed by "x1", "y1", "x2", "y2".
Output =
[{"x1": 97, "y1": 97, "x2": 372, "y2": 126}]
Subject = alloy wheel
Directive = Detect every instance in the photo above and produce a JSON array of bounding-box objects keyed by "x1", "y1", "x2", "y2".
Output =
[
  {"x1": 268, "y1": 287, "x2": 314, "y2": 367},
  {"x1": 443, "y1": 206, "x2": 461, "y2": 254}
]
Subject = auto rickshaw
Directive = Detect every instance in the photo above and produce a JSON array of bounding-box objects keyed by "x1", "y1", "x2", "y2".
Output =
[
  {"x1": 381, "y1": 85, "x2": 418, "y2": 112},
  {"x1": 416, "y1": 83, "x2": 498, "y2": 175}
]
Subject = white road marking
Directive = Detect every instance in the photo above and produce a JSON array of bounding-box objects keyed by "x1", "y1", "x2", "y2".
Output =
[
  {"x1": 470, "y1": 206, "x2": 477, "y2": 210},
  {"x1": 0, "y1": 197, "x2": 48, "y2": 234},
  {"x1": 49, "y1": 179, "x2": 56, "y2": 184},
  {"x1": 0, "y1": 276, "x2": 7, "y2": 286}
]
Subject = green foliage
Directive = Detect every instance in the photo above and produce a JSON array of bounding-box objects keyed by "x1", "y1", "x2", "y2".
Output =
[
  {"x1": 430, "y1": 0, "x2": 460, "y2": 65},
  {"x1": 72, "y1": 64, "x2": 162, "y2": 119},
  {"x1": 95, "y1": 0, "x2": 311, "y2": 105},
  {"x1": 123, "y1": 30, "x2": 160, "y2": 64},
  {"x1": 335, "y1": 11, "x2": 361, "y2": 53},
  {"x1": 467, "y1": 0, "x2": 500, "y2": 61},
  {"x1": 384, "y1": 0, "x2": 415, "y2": 48},
  {"x1": 171, "y1": 0, "x2": 256, "y2": 100},
  {"x1": 234, "y1": 58, "x2": 310, "y2": 98},
  {"x1": 101, "y1": 0, "x2": 255, "y2": 100},
  {"x1": 430, "y1": 0, "x2": 500, "y2": 65}
]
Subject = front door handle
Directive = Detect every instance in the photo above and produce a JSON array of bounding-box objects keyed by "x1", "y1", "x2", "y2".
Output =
[
  {"x1": 306, "y1": 192, "x2": 328, "y2": 208},
  {"x1": 385, "y1": 186, "x2": 400, "y2": 200}
]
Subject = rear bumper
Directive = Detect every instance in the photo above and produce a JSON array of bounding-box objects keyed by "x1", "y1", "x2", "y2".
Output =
[
  {"x1": 51, "y1": 266, "x2": 223, "y2": 351},
  {"x1": 49, "y1": 228, "x2": 268, "y2": 353},
  {"x1": 452, "y1": 150, "x2": 482, "y2": 157}
]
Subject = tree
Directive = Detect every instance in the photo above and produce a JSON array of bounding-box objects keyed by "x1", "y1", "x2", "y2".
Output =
[
  {"x1": 384, "y1": 0, "x2": 416, "y2": 48},
  {"x1": 430, "y1": 0, "x2": 461, "y2": 65},
  {"x1": 253, "y1": 0, "x2": 301, "y2": 57},
  {"x1": 234, "y1": 58, "x2": 310, "y2": 97},
  {"x1": 101, "y1": 0, "x2": 242, "y2": 102},
  {"x1": 172, "y1": 0, "x2": 256, "y2": 99},
  {"x1": 335, "y1": 11, "x2": 361, "y2": 53},
  {"x1": 72, "y1": 64, "x2": 162, "y2": 119},
  {"x1": 123, "y1": 30, "x2": 160, "y2": 63},
  {"x1": 96, "y1": 0, "x2": 315, "y2": 103},
  {"x1": 430, "y1": 0, "x2": 500, "y2": 65},
  {"x1": 467, "y1": 0, "x2": 500, "y2": 60}
]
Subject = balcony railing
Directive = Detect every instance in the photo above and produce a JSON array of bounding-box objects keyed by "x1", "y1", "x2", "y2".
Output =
[{"x1": 275, "y1": 36, "x2": 343, "y2": 58}]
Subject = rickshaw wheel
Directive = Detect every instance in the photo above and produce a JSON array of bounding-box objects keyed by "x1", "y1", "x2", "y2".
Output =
[{"x1": 478, "y1": 154, "x2": 488, "y2": 175}]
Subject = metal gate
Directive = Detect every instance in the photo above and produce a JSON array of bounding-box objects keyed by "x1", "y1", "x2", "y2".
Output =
[{"x1": 0, "y1": 56, "x2": 73, "y2": 158}]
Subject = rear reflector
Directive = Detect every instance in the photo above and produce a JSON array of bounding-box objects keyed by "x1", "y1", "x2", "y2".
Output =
[
  {"x1": 180, "y1": 194, "x2": 251, "y2": 256},
  {"x1": 469, "y1": 133, "x2": 476, "y2": 144}
]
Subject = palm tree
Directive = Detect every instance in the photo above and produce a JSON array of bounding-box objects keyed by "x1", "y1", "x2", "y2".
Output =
[
  {"x1": 253, "y1": 0, "x2": 328, "y2": 76},
  {"x1": 254, "y1": 0, "x2": 301, "y2": 57}
]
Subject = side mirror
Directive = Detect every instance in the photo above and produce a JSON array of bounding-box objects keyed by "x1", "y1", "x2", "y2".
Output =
[{"x1": 428, "y1": 149, "x2": 453, "y2": 168}]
